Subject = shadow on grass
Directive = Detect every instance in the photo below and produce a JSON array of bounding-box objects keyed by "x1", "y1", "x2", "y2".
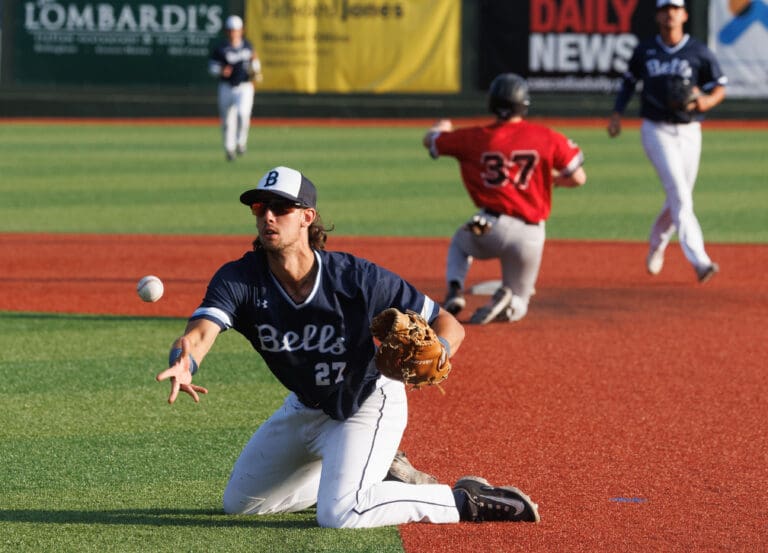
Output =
[
  {"x1": 0, "y1": 311, "x2": 183, "y2": 322},
  {"x1": 0, "y1": 508, "x2": 317, "y2": 529}
]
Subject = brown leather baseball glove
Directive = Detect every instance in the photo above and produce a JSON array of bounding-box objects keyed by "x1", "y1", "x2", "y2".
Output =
[{"x1": 370, "y1": 308, "x2": 451, "y2": 390}]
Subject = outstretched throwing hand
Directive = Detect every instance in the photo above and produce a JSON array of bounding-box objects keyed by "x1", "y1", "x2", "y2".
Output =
[{"x1": 156, "y1": 337, "x2": 209, "y2": 404}]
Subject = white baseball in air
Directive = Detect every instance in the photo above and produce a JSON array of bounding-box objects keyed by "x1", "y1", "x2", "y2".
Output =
[{"x1": 137, "y1": 275, "x2": 164, "y2": 302}]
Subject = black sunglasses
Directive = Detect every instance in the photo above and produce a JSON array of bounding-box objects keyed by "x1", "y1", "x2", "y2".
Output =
[{"x1": 251, "y1": 200, "x2": 303, "y2": 217}]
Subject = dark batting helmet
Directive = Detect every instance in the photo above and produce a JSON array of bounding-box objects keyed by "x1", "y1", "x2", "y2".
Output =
[{"x1": 488, "y1": 73, "x2": 530, "y2": 119}]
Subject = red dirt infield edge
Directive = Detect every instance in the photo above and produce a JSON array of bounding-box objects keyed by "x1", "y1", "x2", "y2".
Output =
[
  {"x1": 1, "y1": 233, "x2": 766, "y2": 552},
  {"x1": 3, "y1": 116, "x2": 768, "y2": 130}
]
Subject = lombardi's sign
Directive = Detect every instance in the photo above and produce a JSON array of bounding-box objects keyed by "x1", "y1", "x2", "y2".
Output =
[
  {"x1": 22, "y1": 2, "x2": 223, "y2": 33},
  {"x1": 13, "y1": 1, "x2": 227, "y2": 85}
]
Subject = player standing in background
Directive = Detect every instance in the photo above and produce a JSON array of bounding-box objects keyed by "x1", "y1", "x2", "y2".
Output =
[
  {"x1": 423, "y1": 73, "x2": 586, "y2": 325},
  {"x1": 208, "y1": 15, "x2": 262, "y2": 162},
  {"x1": 607, "y1": 0, "x2": 726, "y2": 283},
  {"x1": 155, "y1": 166, "x2": 540, "y2": 527}
]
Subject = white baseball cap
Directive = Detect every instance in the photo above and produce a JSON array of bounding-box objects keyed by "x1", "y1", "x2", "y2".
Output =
[
  {"x1": 240, "y1": 167, "x2": 318, "y2": 208},
  {"x1": 225, "y1": 15, "x2": 243, "y2": 30},
  {"x1": 657, "y1": 0, "x2": 685, "y2": 8}
]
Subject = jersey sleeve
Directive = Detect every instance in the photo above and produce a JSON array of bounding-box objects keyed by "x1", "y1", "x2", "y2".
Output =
[
  {"x1": 432, "y1": 128, "x2": 472, "y2": 160},
  {"x1": 208, "y1": 45, "x2": 225, "y2": 77},
  {"x1": 551, "y1": 130, "x2": 584, "y2": 177},
  {"x1": 189, "y1": 263, "x2": 244, "y2": 331},
  {"x1": 366, "y1": 262, "x2": 439, "y2": 324},
  {"x1": 698, "y1": 45, "x2": 728, "y2": 92},
  {"x1": 613, "y1": 44, "x2": 643, "y2": 113}
]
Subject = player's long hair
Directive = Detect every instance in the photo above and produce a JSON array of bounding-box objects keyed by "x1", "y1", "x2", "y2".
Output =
[
  {"x1": 252, "y1": 210, "x2": 334, "y2": 251},
  {"x1": 308, "y1": 212, "x2": 333, "y2": 250}
]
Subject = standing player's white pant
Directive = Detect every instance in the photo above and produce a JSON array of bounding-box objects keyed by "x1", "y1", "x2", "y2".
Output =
[
  {"x1": 222, "y1": 376, "x2": 459, "y2": 528},
  {"x1": 218, "y1": 81, "x2": 255, "y2": 155},
  {"x1": 446, "y1": 211, "x2": 545, "y2": 310},
  {"x1": 641, "y1": 120, "x2": 712, "y2": 272}
]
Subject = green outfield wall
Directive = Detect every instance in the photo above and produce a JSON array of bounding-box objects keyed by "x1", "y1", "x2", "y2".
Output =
[{"x1": 0, "y1": 0, "x2": 766, "y2": 119}]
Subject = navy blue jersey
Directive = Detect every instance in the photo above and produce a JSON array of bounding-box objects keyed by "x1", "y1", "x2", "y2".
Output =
[
  {"x1": 190, "y1": 249, "x2": 439, "y2": 420},
  {"x1": 209, "y1": 39, "x2": 255, "y2": 86},
  {"x1": 614, "y1": 35, "x2": 727, "y2": 123}
]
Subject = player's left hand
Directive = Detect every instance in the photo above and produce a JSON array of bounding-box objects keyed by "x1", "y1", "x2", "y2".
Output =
[
  {"x1": 156, "y1": 337, "x2": 209, "y2": 404},
  {"x1": 370, "y1": 308, "x2": 452, "y2": 390},
  {"x1": 607, "y1": 112, "x2": 622, "y2": 137},
  {"x1": 430, "y1": 119, "x2": 453, "y2": 133}
]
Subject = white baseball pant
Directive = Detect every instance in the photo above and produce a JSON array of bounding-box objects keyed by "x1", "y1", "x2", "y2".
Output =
[
  {"x1": 218, "y1": 81, "x2": 254, "y2": 154},
  {"x1": 641, "y1": 120, "x2": 713, "y2": 271},
  {"x1": 222, "y1": 376, "x2": 459, "y2": 528},
  {"x1": 446, "y1": 211, "x2": 545, "y2": 309}
]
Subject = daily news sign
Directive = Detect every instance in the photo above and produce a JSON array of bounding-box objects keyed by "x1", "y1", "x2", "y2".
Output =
[{"x1": 479, "y1": 0, "x2": 660, "y2": 93}]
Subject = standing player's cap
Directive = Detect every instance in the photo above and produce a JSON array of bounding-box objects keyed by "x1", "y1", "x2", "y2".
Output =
[
  {"x1": 656, "y1": 0, "x2": 685, "y2": 8},
  {"x1": 240, "y1": 166, "x2": 317, "y2": 208},
  {"x1": 225, "y1": 15, "x2": 243, "y2": 30}
]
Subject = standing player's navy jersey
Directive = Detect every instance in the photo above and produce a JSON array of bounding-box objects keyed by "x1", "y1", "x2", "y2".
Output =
[
  {"x1": 190, "y1": 249, "x2": 439, "y2": 420},
  {"x1": 209, "y1": 39, "x2": 254, "y2": 86},
  {"x1": 614, "y1": 35, "x2": 727, "y2": 124}
]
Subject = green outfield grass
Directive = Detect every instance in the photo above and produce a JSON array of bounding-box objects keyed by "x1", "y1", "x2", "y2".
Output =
[
  {"x1": 0, "y1": 313, "x2": 402, "y2": 552},
  {"x1": 1, "y1": 122, "x2": 766, "y2": 241},
  {"x1": 1, "y1": 121, "x2": 766, "y2": 552}
]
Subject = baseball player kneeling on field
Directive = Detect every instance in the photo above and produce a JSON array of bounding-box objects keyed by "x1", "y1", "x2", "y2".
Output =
[
  {"x1": 424, "y1": 73, "x2": 587, "y2": 324},
  {"x1": 156, "y1": 166, "x2": 540, "y2": 528}
]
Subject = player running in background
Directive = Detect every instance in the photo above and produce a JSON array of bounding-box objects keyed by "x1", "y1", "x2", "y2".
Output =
[
  {"x1": 607, "y1": 0, "x2": 726, "y2": 283},
  {"x1": 155, "y1": 166, "x2": 540, "y2": 527},
  {"x1": 208, "y1": 15, "x2": 262, "y2": 162},
  {"x1": 423, "y1": 73, "x2": 586, "y2": 324}
]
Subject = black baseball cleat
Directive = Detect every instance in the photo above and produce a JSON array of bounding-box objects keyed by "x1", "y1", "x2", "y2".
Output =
[
  {"x1": 469, "y1": 286, "x2": 513, "y2": 325},
  {"x1": 443, "y1": 281, "x2": 466, "y2": 316},
  {"x1": 453, "y1": 475, "x2": 540, "y2": 523},
  {"x1": 696, "y1": 262, "x2": 719, "y2": 284}
]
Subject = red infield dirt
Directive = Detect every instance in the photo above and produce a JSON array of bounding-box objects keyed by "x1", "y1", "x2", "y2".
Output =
[{"x1": 1, "y1": 233, "x2": 766, "y2": 551}]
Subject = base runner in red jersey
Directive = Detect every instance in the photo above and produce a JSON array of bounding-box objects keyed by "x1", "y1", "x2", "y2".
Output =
[{"x1": 423, "y1": 73, "x2": 587, "y2": 324}]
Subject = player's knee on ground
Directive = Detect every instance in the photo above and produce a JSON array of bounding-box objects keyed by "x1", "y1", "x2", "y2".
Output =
[
  {"x1": 222, "y1": 487, "x2": 267, "y2": 515},
  {"x1": 315, "y1": 497, "x2": 361, "y2": 529}
]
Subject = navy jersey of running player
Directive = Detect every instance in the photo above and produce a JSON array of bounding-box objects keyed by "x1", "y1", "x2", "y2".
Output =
[
  {"x1": 210, "y1": 39, "x2": 254, "y2": 86},
  {"x1": 190, "y1": 248, "x2": 439, "y2": 420},
  {"x1": 613, "y1": 35, "x2": 726, "y2": 124}
]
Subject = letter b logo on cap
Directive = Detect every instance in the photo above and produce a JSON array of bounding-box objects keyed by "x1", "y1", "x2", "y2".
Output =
[{"x1": 265, "y1": 171, "x2": 280, "y2": 187}]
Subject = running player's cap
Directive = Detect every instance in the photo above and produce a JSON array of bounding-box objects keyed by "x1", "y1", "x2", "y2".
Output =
[
  {"x1": 240, "y1": 166, "x2": 317, "y2": 208},
  {"x1": 225, "y1": 15, "x2": 243, "y2": 30},
  {"x1": 656, "y1": 0, "x2": 684, "y2": 8}
]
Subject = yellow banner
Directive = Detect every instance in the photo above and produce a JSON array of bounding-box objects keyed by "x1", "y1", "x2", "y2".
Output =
[{"x1": 245, "y1": 0, "x2": 460, "y2": 93}]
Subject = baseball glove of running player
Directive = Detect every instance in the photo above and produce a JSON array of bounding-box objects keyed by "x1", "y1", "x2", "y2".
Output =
[
  {"x1": 666, "y1": 77, "x2": 701, "y2": 112},
  {"x1": 370, "y1": 308, "x2": 451, "y2": 389},
  {"x1": 465, "y1": 214, "x2": 493, "y2": 236}
]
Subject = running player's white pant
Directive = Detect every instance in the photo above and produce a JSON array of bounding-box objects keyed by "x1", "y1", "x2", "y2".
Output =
[
  {"x1": 641, "y1": 120, "x2": 712, "y2": 271},
  {"x1": 446, "y1": 211, "x2": 545, "y2": 306},
  {"x1": 222, "y1": 376, "x2": 459, "y2": 528},
  {"x1": 218, "y1": 81, "x2": 254, "y2": 154}
]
